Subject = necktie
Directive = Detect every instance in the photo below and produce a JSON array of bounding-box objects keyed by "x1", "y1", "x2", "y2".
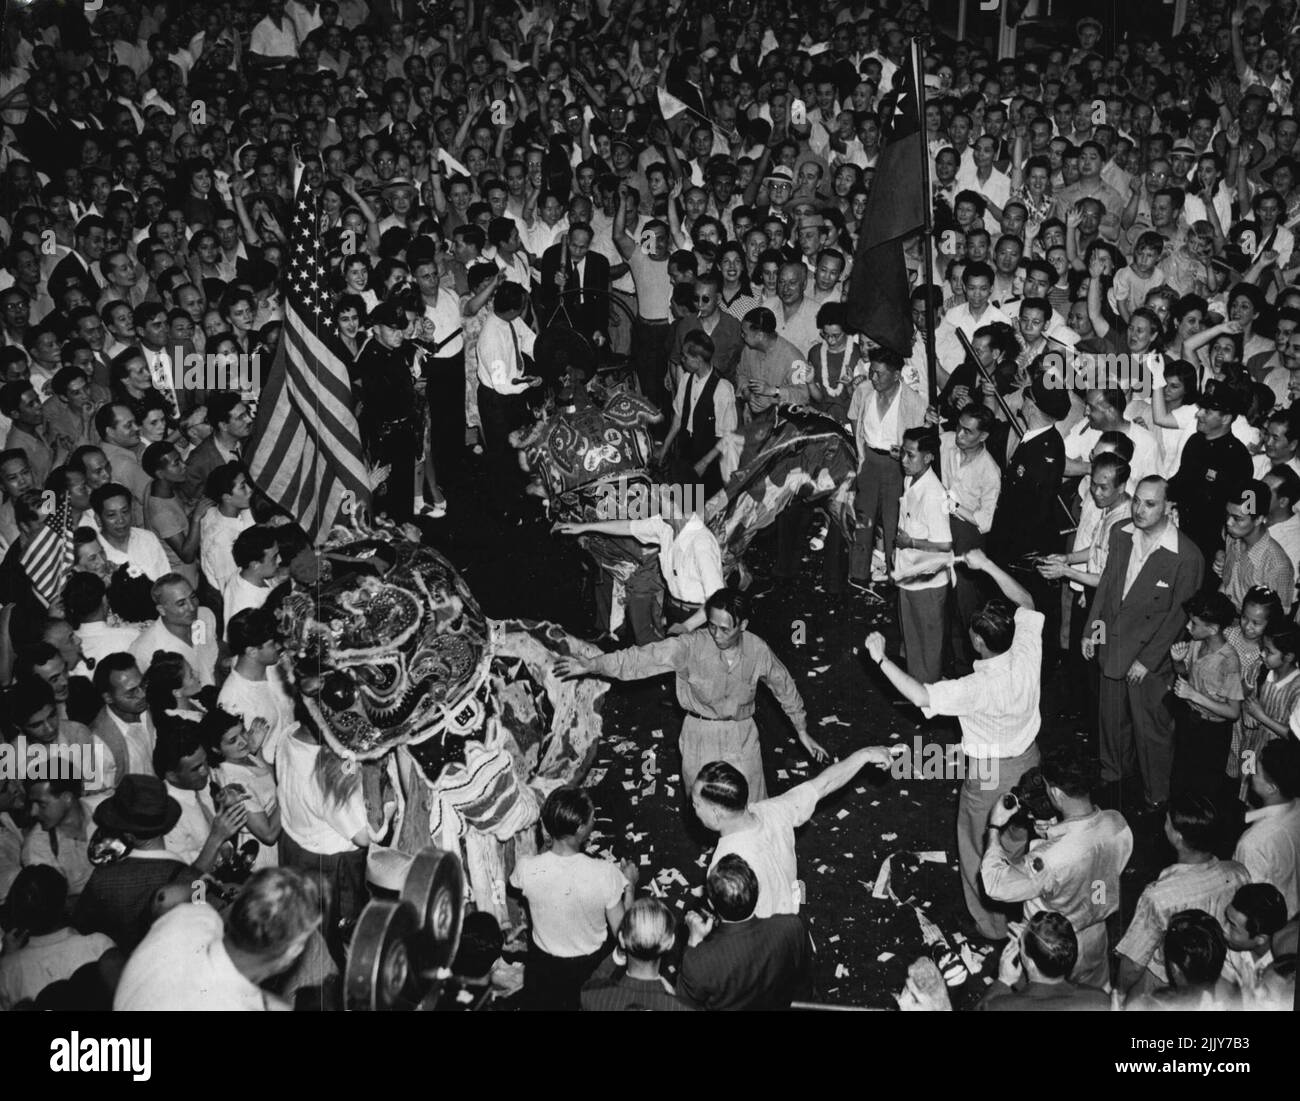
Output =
[{"x1": 508, "y1": 323, "x2": 522, "y2": 388}]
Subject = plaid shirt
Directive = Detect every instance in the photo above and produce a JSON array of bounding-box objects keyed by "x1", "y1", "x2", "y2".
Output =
[
  {"x1": 1115, "y1": 858, "x2": 1250, "y2": 983},
  {"x1": 1222, "y1": 533, "x2": 1295, "y2": 613}
]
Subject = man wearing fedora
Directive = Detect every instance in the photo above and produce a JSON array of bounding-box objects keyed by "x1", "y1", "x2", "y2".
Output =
[{"x1": 72, "y1": 775, "x2": 195, "y2": 954}]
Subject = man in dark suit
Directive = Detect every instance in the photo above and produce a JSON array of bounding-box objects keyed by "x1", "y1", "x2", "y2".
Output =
[
  {"x1": 72, "y1": 776, "x2": 193, "y2": 954},
  {"x1": 677, "y1": 855, "x2": 811, "y2": 1011},
  {"x1": 1086, "y1": 475, "x2": 1203, "y2": 808},
  {"x1": 17, "y1": 74, "x2": 62, "y2": 169},
  {"x1": 184, "y1": 392, "x2": 251, "y2": 503},
  {"x1": 50, "y1": 217, "x2": 110, "y2": 305},
  {"x1": 977, "y1": 912, "x2": 1110, "y2": 1011},
  {"x1": 535, "y1": 223, "x2": 611, "y2": 343}
]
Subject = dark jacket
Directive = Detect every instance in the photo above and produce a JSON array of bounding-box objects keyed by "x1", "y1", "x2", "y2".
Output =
[
  {"x1": 989, "y1": 424, "x2": 1066, "y2": 560},
  {"x1": 677, "y1": 915, "x2": 812, "y2": 1011},
  {"x1": 73, "y1": 854, "x2": 193, "y2": 953},
  {"x1": 1089, "y1": 521, "x2": 1204, "y2": 680},
  {"x1": 977, "y1": 978, "x2": 1110, "y2": 1011},
  {"x1": 535, "y1": 243, "x2": 612, "y2": 338}
]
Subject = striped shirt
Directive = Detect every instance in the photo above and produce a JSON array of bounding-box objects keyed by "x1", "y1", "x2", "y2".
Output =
[
  {"x1": 1116, "y1": 858, "x2": 1250, "y2": 983},
  {"x1": 1222, "y1": 533, "x2": 1295, "y2": 613}
]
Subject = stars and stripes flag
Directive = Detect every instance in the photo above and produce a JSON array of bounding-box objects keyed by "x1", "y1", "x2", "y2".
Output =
[
  {"x1": 245, "y1": 167, "x2": 371, "y2": 543},
  {"x1": 22, "y1": 492, "x2": 75, "y2": 608}
]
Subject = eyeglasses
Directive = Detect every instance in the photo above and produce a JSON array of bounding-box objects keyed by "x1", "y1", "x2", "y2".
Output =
[{"x1": 694, "y1": 295, "x2": 713, "y2": 303}]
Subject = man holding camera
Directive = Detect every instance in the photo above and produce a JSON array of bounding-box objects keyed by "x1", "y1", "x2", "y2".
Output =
[{"x1": 981, "y1": 746, "x2": 1134, "y2": 986}]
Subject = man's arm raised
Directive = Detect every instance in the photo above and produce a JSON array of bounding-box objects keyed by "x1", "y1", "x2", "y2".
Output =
[{"x1": 807, "y1": 744, "x2": 896, "y2": 802}]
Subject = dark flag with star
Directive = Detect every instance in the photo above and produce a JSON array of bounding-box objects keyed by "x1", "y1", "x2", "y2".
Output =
[
  {"x1": 845, "y1": 37, "x2": 926, "y2": 356},
  {"x1": 246, "y1": 168, "x2": 371, "y2": 543}
]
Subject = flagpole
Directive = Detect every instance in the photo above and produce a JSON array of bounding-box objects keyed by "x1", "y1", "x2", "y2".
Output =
[{"x1": 912, "y1": 36, "x2": 939, "y2": 405}]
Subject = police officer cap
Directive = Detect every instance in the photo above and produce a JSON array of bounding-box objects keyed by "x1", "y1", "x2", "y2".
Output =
[{"x1": 369, "y1": 298, "x2": 411, "y2": 329}]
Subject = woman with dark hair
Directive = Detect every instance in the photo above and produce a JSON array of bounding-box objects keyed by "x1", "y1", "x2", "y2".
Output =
[
  {"x1": 1165, "y1": 294, "x2": 1208, "y2": 361},
  {"x1": 179, "y1": 157, "x2": 227, "y2": 232},
  {"x1": 717, "y1": 241, "x2": 760, "y2": 319},
  {"x1": 108, "y1": 348, "x2": 169, "y2": 428},
  {"x1": 554, "y1": 588, "x2": 826, "y2": 799},
  {"x1": 144, "y1": 651, "x2": 207, "y2": 726}
]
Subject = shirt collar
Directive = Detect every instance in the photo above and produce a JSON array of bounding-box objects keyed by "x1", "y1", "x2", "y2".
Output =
[{"x1": 1244, "y1": 799, "x2": 1298, "y2": 824}]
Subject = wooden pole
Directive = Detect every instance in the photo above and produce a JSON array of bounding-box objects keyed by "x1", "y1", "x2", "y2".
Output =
[{"x1": 913, "y1": 36, "x2": 939, "y2": 405}]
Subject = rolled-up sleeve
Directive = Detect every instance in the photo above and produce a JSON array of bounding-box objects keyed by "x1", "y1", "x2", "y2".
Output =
[{"x1": 922, "y1": 671, "x2": 986, "y2": 719}]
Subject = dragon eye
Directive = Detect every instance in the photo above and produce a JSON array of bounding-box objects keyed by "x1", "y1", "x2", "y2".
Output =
[{"x1": 320, "y1": 672, "x2": 357, "y2": 712}]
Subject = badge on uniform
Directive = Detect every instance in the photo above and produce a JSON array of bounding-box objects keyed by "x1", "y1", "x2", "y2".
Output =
[
  {"x1": 1016, "y1": 465, "x2": 1025, "y2": 478},
  {"x1": 1207, "y1": 469, "x2": 1217, "y2": 482}
]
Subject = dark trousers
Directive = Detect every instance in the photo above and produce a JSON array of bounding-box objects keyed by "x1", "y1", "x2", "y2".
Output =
[
  {"x1": 1099, "y1": 665, "x2": 1176, "y2": 804},
  {"x1": 371, "y1": 423, "x2": 419, "y2": 522},
  {"x1": 477, "y1": 384, "x2": 529, "y2": 507},
  {"x1": 1066, "y1": 590, "x2": 1100, "y2": 734},
  {"x1": 424, "y1": 352, "x2": 466, "y2": 475},
  {"x1": 279, "y1": 833, "x2": 368, "y2": 966},
  {"x1": 947, "y1": 517, "x2": 984, "y2": 676},
  {"x1": 632, "y1": 319, "x2": 671, "y2": 413},
  {"x1": 1171, "y1": 700, "x2": 1235, "y2": 809},
  {"x1": 593, "y1": 556, "x2": 665, "y2": 643},
  {"x1": 850, "y1": 448, "x2": 903, "y2": 580},
  {"x1": 523, "y1": 939, "x2": 608, "y2": 1011},
  {"x1": 774, "y1": 501, "x2": 848, "y2": 589}
]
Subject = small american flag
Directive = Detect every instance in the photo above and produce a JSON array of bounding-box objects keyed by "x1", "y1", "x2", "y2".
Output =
[
  {"x1": 245, "y1": 167, "x2": 371, "y2": 542},
  {"x1": 22, "y1": 492, "x2": 75, "y2": 608}
]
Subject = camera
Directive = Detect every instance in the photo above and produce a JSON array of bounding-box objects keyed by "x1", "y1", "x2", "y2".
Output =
[{"x1": 1003, "y1": 766, "x2": 1056, "y2": 829}]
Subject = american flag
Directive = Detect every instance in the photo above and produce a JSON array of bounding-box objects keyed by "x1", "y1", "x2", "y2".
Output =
[
  {"x1": 22, "y1": 492, "x2": 75, "y2": 608},
  {"x1": 245, "y1": 168, "x2": 371, "y2": 542}
]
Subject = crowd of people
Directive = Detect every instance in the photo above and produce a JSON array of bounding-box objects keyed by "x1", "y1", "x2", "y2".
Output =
[{"x1": 0, "y1": 0, "x2": 1297, "y2": 1012}]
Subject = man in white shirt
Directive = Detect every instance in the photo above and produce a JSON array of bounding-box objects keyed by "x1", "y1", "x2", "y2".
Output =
[
  {"x1": 93, "y1": 482, "x2": 170, "y2": 580},
  {"x1": 934, "y1": 262, "x2": 1012, "y2": 376},
  {"x1": 939, "y1": 406, "x2": 1003, "y2": 674},
  {"x1": 957, "y1": 135, "x2": 1012, "y2": 234},
  {"x1": 475, "y1": 282, "x2": 542, "y2": 507},
  {"x1": 773, "y1": 261, "x2": 820, "y2": 356},
  {"x1": 867, "y1": 549, "x2": 1043, "y2": 941},
  {"x1": 217, "y1": 610, "x2": 296, "y2": 761},
  {"x1": 658, "y1": 330, "x2": 738, "y2": 500},
  {"x1": 222, "y1": 527, "x2": 280, "y2": 634},
  {"x1": 130, "y1": 575, "x2": 220, "y2": 688},
  {"x1": 1234, "y1": 741, "x2": 1300, "y2": 918},
  {"x1": 248, "y1": 0, "x2": 300, "y2": 68},
  {"x1": 198, "y1": 463, "x2": 254, "y2": 593},
  {"x1": 114, "y1": 868, "x2": 322, "y2": 1011},
  {"x1": 1063, "y1": 388, "x2": 1158, "y2": 492},
  {"x1": 693, "y1": 747, "x2": 895, "y2": 919},
  {"x1": 62, "y1": 570, "x2": 141, "y2": 671},
  {"x1": 894, "y1": 429, "x2": 953, "y2": 685}
]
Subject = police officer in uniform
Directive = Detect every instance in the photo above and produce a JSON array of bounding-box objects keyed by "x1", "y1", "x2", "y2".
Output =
[
  {"x1": 357, "y1": 297, "x2": 424, "y2": 522},
  {"x1": 988, "y1": 370, "x2": 1070, "y2": 662}
]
